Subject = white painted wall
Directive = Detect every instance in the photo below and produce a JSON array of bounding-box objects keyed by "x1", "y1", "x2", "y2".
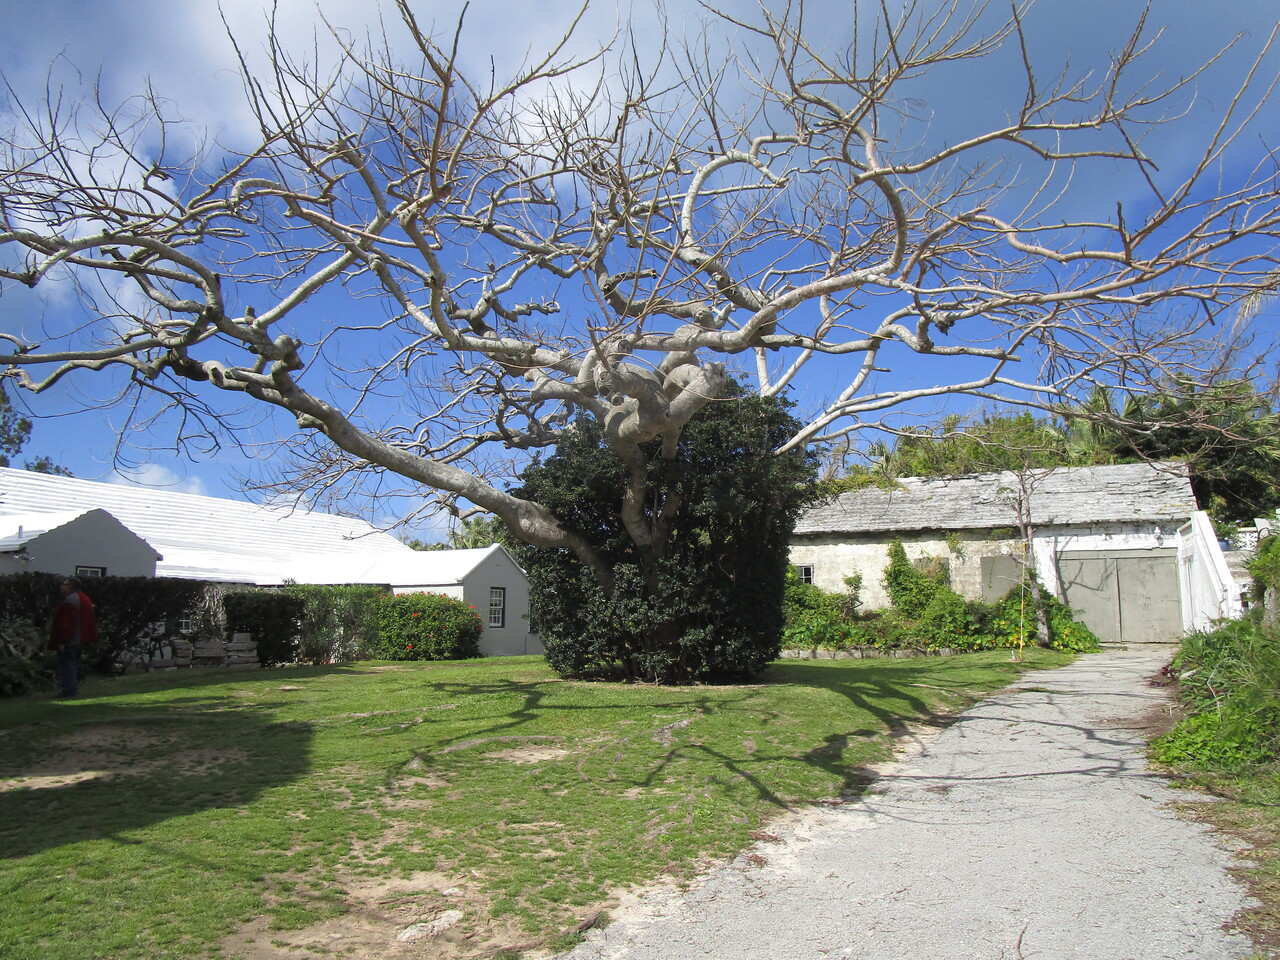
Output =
[{"x1": 462, "y1": 549, "x2": 541, "y2": 657}]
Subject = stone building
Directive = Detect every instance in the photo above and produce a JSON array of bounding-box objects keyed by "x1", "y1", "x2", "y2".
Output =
[{"x1": 790, "y1": 461, "x2": 1204, "y2": 644}]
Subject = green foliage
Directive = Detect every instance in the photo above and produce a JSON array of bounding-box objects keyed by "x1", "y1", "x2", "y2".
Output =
[
  {"x1": 1121, "y1": 380, "x2": 1280, "y2": 525},
  {"x1": 909, "y1": 586, "x2": 982, "y2": 651},
  {"x1": 0, "y1": 384, "x2": 69, "y2": 474},
  {"x1": 837, "y1": 574, "x2": 864, "y2": 621},
  {"x1": 1042, "y1": 594, "x2": 1103, "y2": 652},
  {"x1": 1250, "y1": 534, "x2": 1280, "y2": 599},
  {"x1": 1153, "y1": 619, "x2": 1280, "y2": 771},
  {"x1": 782, "y1": 610, "x2": 855, "y2": 650},
  {"x1": 404, "y1": 515, "x2": 512, "y2": 552},
  {"x1": 849, "y1": 411, "x2": 1076, "y2": 481},
  {"x1": 285, "y1": 583, "x2": 385, "y2": 663},
  {"x1": 0, "y1": 619, "x2": 52, "y2": 696},
  {"x1": 977, "y1": 589, "x2": 1037, "y2": 650},
  {"x1": 779, "y1": 553, "x2": 1096, "y2": 656},
  {"x1": 223, "y1": 591, "x2": 305, "y2": 666},
  {"x1": 0, "y1": 383, "x2": 31, "y2": 467},
  {"x1": 1151, "y1": 708, "x2": 1274, "y2": 769},
  {"x1": 513, "y1": 384, "x2": 817, "y2": 683},
  {"x1": 369, "y1": 592, "x2": 482, "y2": 661},
  {"x1": 781, "y1": 568, "x2": 854, "y2": 650},
  {"x1": 882, "y1": 540, "x2": 947, "y2": 619},
  {"x1": 0, "y1": 573, "x2": 213, "y2": 674}
]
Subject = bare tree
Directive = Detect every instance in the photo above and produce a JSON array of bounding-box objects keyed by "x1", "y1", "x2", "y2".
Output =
[{"x1": 2, "y1": 0, "x2": 1279, "y2": 599}]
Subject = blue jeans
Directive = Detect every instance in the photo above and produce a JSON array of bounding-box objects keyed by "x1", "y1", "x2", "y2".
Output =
[{"x1": 56, "y1": 644, "x2": 81, "y2": 696}]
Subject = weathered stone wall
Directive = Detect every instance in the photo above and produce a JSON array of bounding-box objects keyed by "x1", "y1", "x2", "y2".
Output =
[
  {"x1": 789, "y1": 531, "x2": 1015, "y2": 609},
  {"x1": 145, "y1": 632, "x2": 259, "y2": 670},
  {"x1": 790, "y1": 523, "x2": 1171, "y2": 609}
]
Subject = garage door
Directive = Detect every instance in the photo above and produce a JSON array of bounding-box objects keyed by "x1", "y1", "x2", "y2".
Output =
[{"x1": 1057, "y1": 550, "x2": 1182, "y2": 644}]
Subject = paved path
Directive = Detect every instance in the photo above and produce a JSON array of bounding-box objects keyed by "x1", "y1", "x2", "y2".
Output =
[{"x1": 562, "y1": 648, "x2": 1258, "y2": 960}]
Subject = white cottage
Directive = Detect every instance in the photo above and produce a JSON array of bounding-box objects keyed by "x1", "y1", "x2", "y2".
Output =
[
  {"x1": 290, "y1": 545, "x2": 541, "y2": 657},
  {"x1": 0, "y1": 467, "x2": 538, "y2": 656},
  {"x1": 790, "y1": 461, "x2": 1203, "y2": 644},
  {"x1": 0, "y1": 508, "x2": 161, "y2": 578}
]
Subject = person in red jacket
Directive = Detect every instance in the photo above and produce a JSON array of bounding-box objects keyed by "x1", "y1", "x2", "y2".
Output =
[{"x1": 49, "y1": 577, "x2": 98, "y2": 698}]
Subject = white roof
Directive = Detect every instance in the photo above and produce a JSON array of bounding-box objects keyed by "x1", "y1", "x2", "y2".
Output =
[
  {"x1": 288, "y1": 544, "x2": 508, "y2": 587},
  {"x1": 0, "y1": 466, "x2": 415, "y2": 583}
]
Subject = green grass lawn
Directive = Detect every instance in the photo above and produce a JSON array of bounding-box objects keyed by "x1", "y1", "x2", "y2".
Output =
[{"x1": 0, "y1": 650, "x2": 1071, "y2": 960}]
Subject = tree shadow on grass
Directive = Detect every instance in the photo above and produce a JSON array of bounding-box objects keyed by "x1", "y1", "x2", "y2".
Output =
[
  {"x1": 389, "y1": 665, "x2": 957, "y2": 813},
  {"x1": 0, "y1": 693, "x2": 314, "y2": 861}
]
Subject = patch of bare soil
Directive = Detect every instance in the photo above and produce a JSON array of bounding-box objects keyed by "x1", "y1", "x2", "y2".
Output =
[
  {"x1": 0, "y1": 724, "x2": 237, "y2": 792},
  {"x1": 49, "y1": 724, "x2": 169, "y2": 752},
  {"x1": 219, "y1": 869, "x2": 570, "y2": 960},
  {"x1": 483, "y1": 746, "x2": 572, "y2": 764}
]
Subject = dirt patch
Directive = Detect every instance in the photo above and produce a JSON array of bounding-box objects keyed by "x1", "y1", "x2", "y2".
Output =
[
  {"x1": 0, "y1": 769, "x2": 114, "y2": 792},
  {"x1": 49, "y1": 724, "x2": 169, "y2": 752},
  {"x1": 0, "y1": 724, "x2": 198, "y2": 788},
  {"x1": 219, "y1": 869, "x2": 559, "y2": 960},
  {"x1": 167, "y1": 747, "x2": 251, "y2": 775},
  {"x1": 438, "y1": 735, "x2": 563, "y2": 755},
  {"x1": 483, "y1": 746, "x2": 572, "y2": 764}
]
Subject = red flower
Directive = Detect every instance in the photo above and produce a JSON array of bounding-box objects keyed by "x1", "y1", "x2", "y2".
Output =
[
  {"x1": 406, "y1": 643, "x2": 414, "y2": 650},
  {"x1": 412, "y1": 612, "x2": 420, "y2": 617}
]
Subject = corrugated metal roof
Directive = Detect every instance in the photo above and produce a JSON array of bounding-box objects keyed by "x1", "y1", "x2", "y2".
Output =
[
  {"x1": 794, "y1": 461, "x2": 1196, "y2": 537},
  {"x1": 288, "y1": 545, "x2": 503, "y2": 587},
  {"x1": 0, "y1": 467, "x2": 415, "y2": 583}
]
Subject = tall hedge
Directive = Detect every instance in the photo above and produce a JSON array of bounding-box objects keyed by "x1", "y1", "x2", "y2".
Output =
[
  {"x1": 0, "y1": 573, "x2": 210, "y2": 671},
  {"x1": 510, "y1": 384, "x2": 817, "y2": 683},
  {"x1": 285, "y1": 583, "x2": 385, "y2": 663},
  {"x1": 223, "y1": 590, "x2": 305, "y2": 666}
]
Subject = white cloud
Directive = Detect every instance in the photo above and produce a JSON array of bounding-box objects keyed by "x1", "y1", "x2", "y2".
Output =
[{"x1": 109, "y1": 463, "x2": 211, "y2": 497}]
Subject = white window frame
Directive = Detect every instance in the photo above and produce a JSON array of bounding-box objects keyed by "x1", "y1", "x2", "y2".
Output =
[
  {"x1": 76, "y1": 565, "x2": 107, "y2": 578},
  {"x1": 796, "y1": 565, "x2": 815, "y2": 585},
  {"x1": 488, "y1": 587, "x2": 506, "y2": 628}
]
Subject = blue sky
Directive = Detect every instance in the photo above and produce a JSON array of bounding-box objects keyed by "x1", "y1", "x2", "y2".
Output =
[{"x1": 1, "y1": 0, "x2": 1278, "y2": 535}]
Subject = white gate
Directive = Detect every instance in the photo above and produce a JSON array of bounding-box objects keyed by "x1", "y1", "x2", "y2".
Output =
[{"x1": 1177, "y1": 511, "x2": 1243, "y2": 633}]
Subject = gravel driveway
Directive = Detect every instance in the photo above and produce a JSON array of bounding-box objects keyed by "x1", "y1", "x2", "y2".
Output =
[{"x1": 561, "y1": 647, "x2": 1259, "y2": 960}]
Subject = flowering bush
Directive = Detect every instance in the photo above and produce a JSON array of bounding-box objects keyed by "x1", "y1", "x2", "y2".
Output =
[{"x1": 368, "y1": 592, "x2": 483, "y2": 661}]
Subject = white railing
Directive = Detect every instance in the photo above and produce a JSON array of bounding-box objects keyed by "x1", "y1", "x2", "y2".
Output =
[{"x1": 1177, "y1": 511, "x2": 1243, "y2": 632}]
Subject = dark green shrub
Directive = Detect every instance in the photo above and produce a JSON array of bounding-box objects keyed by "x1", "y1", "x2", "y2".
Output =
[
  {"x1": 513, "y1": 385, "x2": 816, "y2": 683},
  {"x1": 286, "y1": 583, "x2": 385, "y2": 663},
  {"x1": 224, "y1": 591, "x2": 305, "y2": 666},
  {"x1": 0, "y1": 573, "x2": 215, "y2": 674},
  {"x1": 87, "y1": 577, "x2": 213, "y2": 671},
  {"x1": 370, "y1": 592, "x2": 482, "y2": 660}
]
